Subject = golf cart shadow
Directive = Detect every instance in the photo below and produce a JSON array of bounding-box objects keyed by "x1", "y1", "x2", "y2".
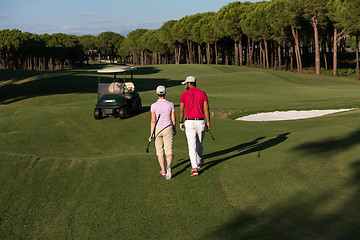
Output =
[{"x1": 171, "y1": 133, "x2": 290, "y2": 178}]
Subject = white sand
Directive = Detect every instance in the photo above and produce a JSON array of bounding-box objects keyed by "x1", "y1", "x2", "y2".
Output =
[{"x1": 236, "y1": 109, "x2": 355, "y2": 121}]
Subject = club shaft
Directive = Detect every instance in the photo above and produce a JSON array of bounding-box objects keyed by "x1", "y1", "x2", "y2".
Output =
[
  {"x1": 208, "y1": 130, "x2": 215, "y2": 140},
  {"x1": 151, "y1": 114, "x2": 161, "y2": 139},
  {"x1": 146, "y1": 114, "x2": 161, "y2": 153}
]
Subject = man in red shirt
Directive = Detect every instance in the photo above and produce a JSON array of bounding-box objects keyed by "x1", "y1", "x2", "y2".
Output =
[{"x1": 179, "y1": 76, "x2": 211, "y2": 176}]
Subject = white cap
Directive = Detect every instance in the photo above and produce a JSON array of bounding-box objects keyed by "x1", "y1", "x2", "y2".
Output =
[
  {"x1": 156, "y1": 85, "x2": 166, "y2": 94},
  {"x1": 182, "y1": 76, "x2": 196, "y2": 85}
]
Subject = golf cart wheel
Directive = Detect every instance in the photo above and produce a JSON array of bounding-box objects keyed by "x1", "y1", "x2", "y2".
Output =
[
  {"x1": 119, "y1": 107, "x2": 127, "y2": 119},
  {"x1": 94, "y1": 108, "x2": 102, "y2": 120}
]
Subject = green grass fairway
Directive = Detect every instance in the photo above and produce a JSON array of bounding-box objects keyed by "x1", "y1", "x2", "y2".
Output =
[{"x1": 1, "y1": 65, "x2": 360, "y2": 239}]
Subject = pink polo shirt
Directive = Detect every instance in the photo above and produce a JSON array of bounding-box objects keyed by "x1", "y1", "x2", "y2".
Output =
[
  {"x1": 180, "y1": 87, "x2": 208, "y2": 119},
  {"x1": 150, "y1": 99, "x2": 175, "y2": 128}
]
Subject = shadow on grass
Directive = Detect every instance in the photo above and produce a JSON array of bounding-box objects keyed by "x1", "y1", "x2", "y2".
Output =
[
  {"x1": 0, "y1": 67, "x2": 182, "y2": 104},
  {"x1": 293, "y1": 129, "x2": 360, "y2": 156},
  {"x1": 172, "y1": 133, "x2": 290, "y2": 178},
  {"x1": 201, "y1": 159, "x2": 360, "y2": 240},
  {"x1": 200, "y1": 129, "x2": 360, "y2": 239},
  {"x1": 201, "y1": 133, "x2": 290, "y2": 172}
]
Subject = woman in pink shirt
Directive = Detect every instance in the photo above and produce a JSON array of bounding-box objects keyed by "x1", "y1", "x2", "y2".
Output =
[{"x1": 149, "y1": 85, "x2": 176, "y2": 180}]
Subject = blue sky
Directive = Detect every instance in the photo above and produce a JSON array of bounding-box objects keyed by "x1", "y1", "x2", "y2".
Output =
[{"x1": 0, "y1": 0, "x2": 258, "y2": 36}]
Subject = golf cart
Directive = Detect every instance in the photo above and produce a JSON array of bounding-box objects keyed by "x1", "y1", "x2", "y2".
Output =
[{"x1": 94, "y1": 66, "x2": 142, "y2": 120}]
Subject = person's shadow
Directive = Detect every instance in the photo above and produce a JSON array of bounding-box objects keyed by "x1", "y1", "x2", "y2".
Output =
[{"x1": 172, "y1": 133, "x2": 290, "y2": 178}]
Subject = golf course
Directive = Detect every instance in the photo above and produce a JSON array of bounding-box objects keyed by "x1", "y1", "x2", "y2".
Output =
[{"x1": 1, "y1": 64, "x2": 360, "y2": 239}]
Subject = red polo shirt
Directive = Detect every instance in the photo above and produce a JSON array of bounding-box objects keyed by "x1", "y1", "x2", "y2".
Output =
[{"x1": 180, "y1": 87, "x2": 208, "y2": 119}]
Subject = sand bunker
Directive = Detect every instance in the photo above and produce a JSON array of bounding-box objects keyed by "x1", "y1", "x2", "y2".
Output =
[{"x1": 236, "y1": 109, "x2": 355, "y2": 121}]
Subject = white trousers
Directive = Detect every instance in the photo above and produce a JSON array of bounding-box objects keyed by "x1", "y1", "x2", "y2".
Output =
[{"x1": 185, "y1": 120, "x2": 206, "y2": 169}]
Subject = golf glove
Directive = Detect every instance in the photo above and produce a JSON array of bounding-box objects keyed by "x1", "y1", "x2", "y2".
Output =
[{"x1": 180, "y1": 122, "x2": 185, "y2": 131}]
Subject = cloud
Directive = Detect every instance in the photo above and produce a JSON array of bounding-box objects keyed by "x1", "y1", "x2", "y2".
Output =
[
  {"x1": 78, "y1": 12, "x2": 99, "y2": 17},
  {"x1": 0, "y1": 14, "x2": 7, "y2": 21},
  {"x1": 62, "y1": 25, "x2": 83, "y2": 32},
  {"x1": 0, "y1": 22, "x2": 59, "y2": 34}
]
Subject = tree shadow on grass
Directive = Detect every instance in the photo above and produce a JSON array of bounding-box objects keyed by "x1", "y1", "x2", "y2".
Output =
[
  {"x1": 172, "y1": 133, "x2": 290, "y2": 178},
  {"x1": 293, "y1": 129, "x2": 360, "y2": 156},
  {"x1": 0, "y1": 68, "x2": 182, "y2": 105},
  {"x1": 202, "y1": 130, "x2": 360, "y2": 239},
  {"x1": 201, "y1": 159, "x2": 360, "y2": 240}
]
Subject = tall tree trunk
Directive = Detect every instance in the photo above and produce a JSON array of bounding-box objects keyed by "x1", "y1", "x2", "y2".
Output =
[
  {"x1": 0, "y1": 55, "x2": 3, "y2": 69},
  {"x1": 259, "y1": 42, "x2": 264, "y2": 68},
  {"x1": 357, "y1": 34, "x2": 359, "y2": 81},
  {"x1": 322, "y1": 38, "x2": 327, "y2": 72},
  {"x1": 247, "y1": 39, "x2": 250, "y2": 66},
  {"x1": 153, "y1": 52, "x2": 157, "y2": 65},
  {"x1": 198, "y1": 44, "x2": 202, "y2": 64},
  {"x1": 174, "y1": 46, "x2": 178, "y2": 64},
  {"x1": 41, "y1": 57, "x2": 45, "y2": 70},
  {"x1": 174, "y1": 46, "x2": 177, "y2": 64},
  {"x1": 278, "y1": 42, "x2": 282, "y2": 71},
  {"x1": 49, "y1": 57, "x2": 53, "y2": 71},
  {"x1": 193, "y1": 44, "x2": 196, "y2": 64},
  {"x1": 248, "y1": 38, "x2": 254, "y2": 67},
  {"x1": 44, "y1": 57, "x2": 48, "y2": 71},
  {"x1": 28, "y1": 57, "x2": 31, "y2": 70},
  {"x1": 186, "y1": 39, "x2": 194, "y2": 64},
  {"x1": 224, "y1": 41, "x2": 229, "y2": 65},
  {"x1": 264, "y1": 40, "x2": 269, "y2": 69},
  {"x1": 290, "y1": 43, "x2": 294, "y2": 72},
  {"x1": 291, "y1": 26, "x2": 302, "y2": 73},
  {"x1": 178, "y1": 45, "x2": 182, "y2": 64},
  {"x1": 333, "y1": 28, "x2": 348, "y2": 76},
  {"x1": 238, "y1": 37, "x2": 243, "y2": 66},
  {"x1": 141, "y1": 51, "x2": 144, "y2": 66},
  {"x1": 234, "y1": 41, "x2": 239, "y2": 66},
  {"x1": 324, "y1": 51, "x2": 328, "y2": 72},
  {"x1": 333, "y1": 28, "x2": 338, "y2": 76},
  {"x1": 215, "y1": 41, "x2": 218, "y2": 65},
  {"x1": 5, "y1": 53, "x2": 8, "y2": 69},
  {"x1": 34, "y1": 56, "x2": 37, "y2": 70},
  {"x1": 144, "y1": 51, "x2": 147, "y2": 65},
  {"x1": 271, "y1": 41, "x2": 275, "y2": 69},
  {"x1": 251, "y1": 40, "x2": 254, "y2": 67},
  {"x1": 206, "y1": 43, "x2": 211, "y2": 64},
  {"x1": 312, "y1": 15, "x2": 321, "y2": 75}
]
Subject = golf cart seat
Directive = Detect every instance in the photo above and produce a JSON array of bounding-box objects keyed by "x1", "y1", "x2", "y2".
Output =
[
  {"x1": 124, "y1": 82, "x2": 135, "y2": 93},
  {"x1": 108, "y1": 82, "x2": 124, "y2": 94}
]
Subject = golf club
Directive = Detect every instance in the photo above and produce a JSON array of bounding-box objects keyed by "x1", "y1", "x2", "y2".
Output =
[
  {"x1": 145, "y1": 114, "x2": 161, "y2": 153},
  {"x1": 207, "y1": 129, "x2": 215, "y2": 140},
  {"x1": 145, "y1": 124, "x2": 172, "y2": 153}
]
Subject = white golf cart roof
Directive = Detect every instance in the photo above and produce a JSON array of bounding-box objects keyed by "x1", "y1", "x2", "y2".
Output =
[{"x1": 97, "y1": 66, "x2": 136, "y2": 73}]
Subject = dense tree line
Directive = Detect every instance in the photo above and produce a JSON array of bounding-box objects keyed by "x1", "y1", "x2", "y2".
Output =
[
  {"x1": 1, "y1": 0, "x2": 360, "y2": 79},
  {"x1": 0, "y1": 29, "x2": 125, "y2": 70}
]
